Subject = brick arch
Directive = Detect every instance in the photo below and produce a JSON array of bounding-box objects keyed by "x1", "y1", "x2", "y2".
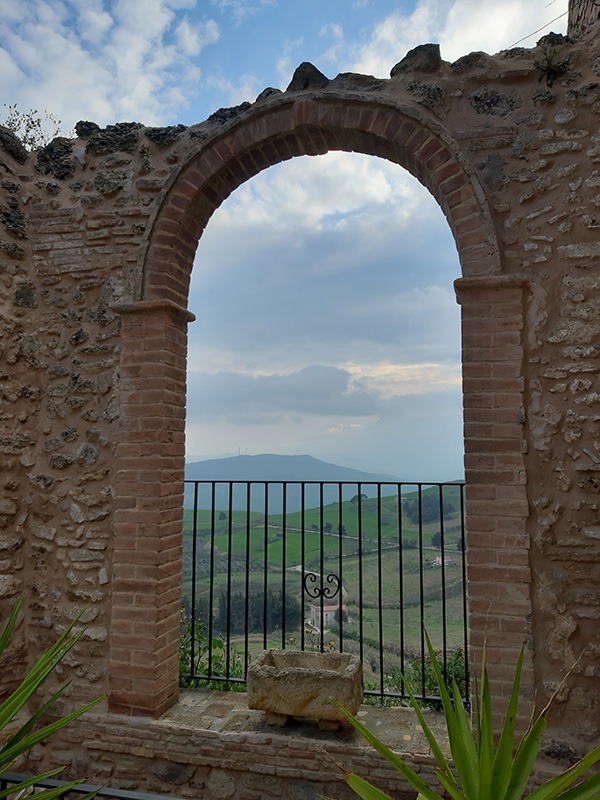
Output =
[
  {"x1": 110, "y1": 95, "x2": 531, "y2": 719},
  {"x1": 140, "y1": 95, "x2": 500, "y2": 306}
]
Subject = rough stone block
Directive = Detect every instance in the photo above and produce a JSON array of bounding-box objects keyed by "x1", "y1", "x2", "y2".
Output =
[{"x1": 247, "y1": 650, "x2": 363, "y2": 728}]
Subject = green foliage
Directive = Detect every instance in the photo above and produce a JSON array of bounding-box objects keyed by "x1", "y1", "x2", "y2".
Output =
[
  {"x1": 0, "y1": 597, "x2": 104, "y2": 799},
  {"x1": 362, "y1": 648, "x2": 466, "y2": 709},
  {"x1": 179, "y1": 612, "x2": 244, "y2": 691},
  {"x1": 1, "y1": 104, "x2": 65, "y2": 150},
  {"x1": 332, "y1": 634, "x2": 600, "y2": 800},
  {"x1": 375, "y1": 647, "x2": 466, "y2": 710},
  {"x1": 216, "y1": 588, "x2": 301, "y2": 635},
  {"x1": 403, "y1": 493, "x2": 455, "y2": 525},
  {"x1": 533, "y1": 48, "x2": 569, "y2": 87},
  {"x1": 431, "y1": 532, "x2": 442, "y2": 548}
]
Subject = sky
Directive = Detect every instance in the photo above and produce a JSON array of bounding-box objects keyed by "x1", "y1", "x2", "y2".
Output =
[{"x1": 1, "y1": 0, "x2": 568, "y2": 480}]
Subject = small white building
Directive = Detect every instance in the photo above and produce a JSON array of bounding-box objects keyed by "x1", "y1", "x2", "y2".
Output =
[
  {"x1": 309, "y1": 603, "x2": 347, "y2": 630},
  {"x1": 431, "y1": 555, "x2": 454, "y2": 568}
]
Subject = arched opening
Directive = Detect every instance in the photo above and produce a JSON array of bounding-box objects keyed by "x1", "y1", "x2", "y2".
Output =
[
  {"x1": 183, "y1": 149, "x2": 465, "y2": 698},
  {"x1": 186, "y1": 151, "x2": 463, "y2": 478},
  {"x1": 110, "y1": 94, "x2": 531, "y2": 719}
]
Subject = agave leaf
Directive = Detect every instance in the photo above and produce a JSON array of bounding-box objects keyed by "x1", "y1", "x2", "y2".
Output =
[
  {"x1": 553, "y1": 769, "x2": 600, "y2": 800},
  {"x1": 3, "y1": 781, "x2": 94, "y2": 800},
  {"x1": 347, "y1": 774, "x2": 396, "y2": 800},
  {"x1": 504, "y1": 715, "x2": 548, "y2": 800},
  {"x1": 333, "y1": 701, "x2": 445, "y2": 800},
  {"x1": 0, "y1": 596, "x2": 23, "y2": 656},
  {"x1": 449, "y1": 677, "x2": 480, "y2": 799},
  {"x1": 424, "y1": 633, "x2": 478, "y2": 799},
  {"x1": 491, "y1": 647, "x2": 524, "y2": 800},
  {"x1": 476, "y1": 666, "x2": 494, "y2": 800},
  {"x1": 0, "y1": 771, "x2": 97, "y2": 800},
  {"x1": 524, "y1": 744, "x2": 600, "y2": 800},
  {"x1": 435, "y1": 768, "x2": 467, "y2": 800},
  {"x1": 0, "y1": 768, "x2": 65, "y2": 798},
  {"x1": 2, "y1": 684, "x2": 69, "y2": 753},
  {"x1": 402, "y1": 674, "x2": 459, "y2": 793},
  {"x1": 0, "y1": 628, "x2": 81, "y2": 729},
  {"x1": 0, "y1": 695, "x2": 104, "y2": 767}
]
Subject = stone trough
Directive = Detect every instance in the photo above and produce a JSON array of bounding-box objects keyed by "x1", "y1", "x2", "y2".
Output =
[{"x1": 247, "y1": 649, "x2": 363, "y2": 730}]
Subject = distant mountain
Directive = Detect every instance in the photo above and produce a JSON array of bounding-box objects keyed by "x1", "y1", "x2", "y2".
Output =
[
  {"x1": 183, "y1": 454, "x2": 400, "y2": 512},
  {"x1": 185, "y1": 454, "x2": 397, "y2": 483}
]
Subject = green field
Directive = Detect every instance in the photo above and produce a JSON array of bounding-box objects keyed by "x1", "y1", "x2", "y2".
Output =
[{"x1": 181, "y1": 485, "x2": 467, "y2": 688}]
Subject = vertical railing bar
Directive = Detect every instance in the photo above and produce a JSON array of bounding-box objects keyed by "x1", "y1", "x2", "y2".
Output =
[
  {"x1": 460, "y1": 482, "x2": 470, "y2": 706},
  {"x1": 301, "y1": 482, "x2": 306, "y2": 650},
  {"x1": 418, "y1": 483, "x2": 426, "y2": 698},
  {"x1": 377, "y1": 482, "x2": 384, "y2": 696},
  {"x1": 208, "y1": 482, "x2": 216, "y2": 678},
  {"x1": 244, "y1": 482, "x2": 252, "y2": 678},
  {"x1": 357, "y1": 484, "x2": 364, "y2": 666},
  {"x1": 281, "y1": 483, "x2": 287, "y2": 649},
  {"x1": 225, "y1": 482, "x2": 234, "y2": 677},
  {"x1": 439, "y1": 483, "x2": 448, "y2": 681},
  {"x1": 397, "y1": 481, "x2": 405, "y2": 692},
  {"x1": 189, "y1": 482, "x2": 200, "y2": 679},
  {"x1": 338, "y1": 482, "x2": 344, "y2": 653},
  {"x1": 263, "y1": 482, "x2": 269, "y2": 650},
  {"x1": 319, "y1": 482, "x2": 324, "y2": 652}
]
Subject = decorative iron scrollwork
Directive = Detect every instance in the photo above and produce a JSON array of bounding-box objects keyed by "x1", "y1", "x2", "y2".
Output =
[{"x1": 303, "y1": 571, "x2": 340, "y2": 601}]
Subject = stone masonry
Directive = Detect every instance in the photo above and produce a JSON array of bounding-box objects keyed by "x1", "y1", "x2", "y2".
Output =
[{"x1": 1, "y1": 5, "x2": 600, "y2": 798}]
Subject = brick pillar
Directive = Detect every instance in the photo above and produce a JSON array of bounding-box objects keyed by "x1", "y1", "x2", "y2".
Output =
[
  {"x1": 568, "y1": 0, "x2": 600, "y2": 33},
  {"x1": 109, "y1": 299, "x2": 194, "y2": 717},
  {"x1": 455, "y1": 276, "x2": 535, "y2": 730}
]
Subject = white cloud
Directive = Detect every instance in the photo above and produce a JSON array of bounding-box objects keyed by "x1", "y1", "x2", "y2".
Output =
[
  {"x1": 0, "y1": 0, "x2": 220, "y2": 128},
  {"x1": 318, "y1": 21, "x2": 346, "y2": 66},
  {"x1": 275, "y1": 36, "x2": 304, "y2": 88},
  {"x1": 203, "y1": 152, "x2": 430, "y2": 237},
  {"x1": 439, "y1": 0, "x2": 568, "y2": 60},
  {"x1": 176, "y1": 18, "x2": 220, "y2": 55},
  {"x1": 203, "y1": 70, "x2": 261, "y2": 106},
  {"x1": 210, "y1": 0, "x2": 277, "y2": 26},
  {"x1": 345, "y1": 360, "x2": 462, "y2": 399},
  {"x1": 352, "y1": 1, "x2": 446, "y2": 77},
  {"x1": 76, "y1": 0, "x2": 114, "y2": 44},
  {"x1": 351, "y1": 0, "x2": 568, "y2": 76}
]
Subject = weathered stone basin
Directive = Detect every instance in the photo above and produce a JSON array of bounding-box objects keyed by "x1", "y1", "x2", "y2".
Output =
[{"x1": 247, "y1": 649, "x2": 363, "y2": 729}]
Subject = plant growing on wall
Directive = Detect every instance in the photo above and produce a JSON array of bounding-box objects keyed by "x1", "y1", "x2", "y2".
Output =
[
  {"x1": 0, "y1": 597, "x2": 104, "y2": 798},
  {"x1": 533, "y1": 47, "x2": 569, "y2": 87},
  {"x1": 328, "y1": 633, "x2": 600, "y2": 800},
  {"x1": 1, "y1": 104, "x2": 65, "y2": 150}
]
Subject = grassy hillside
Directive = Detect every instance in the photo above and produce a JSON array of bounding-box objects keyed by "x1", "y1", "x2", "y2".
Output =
[{"x1": 181, "y1": 483, "x2": 466, "y2": 669}]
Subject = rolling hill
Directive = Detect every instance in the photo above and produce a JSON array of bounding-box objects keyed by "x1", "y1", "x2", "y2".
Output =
[{"x1": 183, "y1": 454, "x2": 400, "y2": 511}]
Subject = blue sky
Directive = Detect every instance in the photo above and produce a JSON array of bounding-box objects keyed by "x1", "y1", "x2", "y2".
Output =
[{"x1": 1, "y1": 0, "x2": 568, "y2": 479}]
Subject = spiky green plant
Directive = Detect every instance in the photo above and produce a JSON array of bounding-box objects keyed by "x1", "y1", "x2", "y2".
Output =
[
  {"x1": 330, "y1": 633, "x2": 600, "y2": 800},
  {"x1": 0, "y1": 597, "x2": 104, "y2": 799}
]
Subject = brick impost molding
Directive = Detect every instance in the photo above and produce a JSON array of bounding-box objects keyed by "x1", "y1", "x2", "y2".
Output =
[
  {"x1": 112, "y1": 298, "x2": 196, "y2": 323},
  {"x1": 453, "y1": 274, "x2": 531, "y2": 303}
]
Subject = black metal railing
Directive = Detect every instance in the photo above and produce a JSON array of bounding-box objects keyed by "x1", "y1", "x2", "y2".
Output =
[
  {"x1": 180, "y1": 480, "x2": 469, "y2": 704},
  {"x1": 0, "y1": 772, "x2": 185, "y2": 800}
]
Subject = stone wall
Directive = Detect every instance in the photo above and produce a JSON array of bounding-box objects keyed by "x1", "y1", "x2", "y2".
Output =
[{"x1": 1, "y1": 17, "x2": 600, "y2": 800}]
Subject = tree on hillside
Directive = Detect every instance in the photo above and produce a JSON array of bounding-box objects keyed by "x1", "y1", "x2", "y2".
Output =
[
  {"x1": 216, "y1": 589, "x2": 301, "y2": 634},
  {"x1": 351, "y1": 493, "x2": 368, "y2": 503},
  {"x1": 403, "y1": 493, "x2": 455, "y2": 525}
]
